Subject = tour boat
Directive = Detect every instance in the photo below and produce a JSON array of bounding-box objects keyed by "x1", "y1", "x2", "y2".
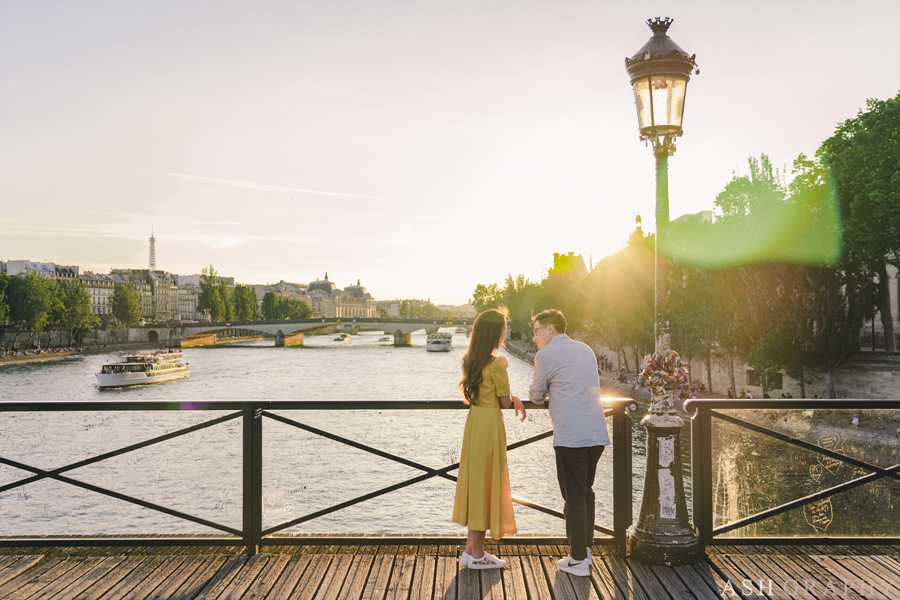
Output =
[
  {"x1": 379, "y1": 336, "x2": 392, "y2": 342},
  {"x1": 426, "y1": 332, "x2": 453, "y2": 352},
  {"x1": 334, "y1": 333, "x2": 351, "y2": 342},
  {"x1": 96, "y1": 349, "x2": 189, "y2": 389},
  {"x1": 455, "y1": 327, "x2": 467, "y2": 333}
]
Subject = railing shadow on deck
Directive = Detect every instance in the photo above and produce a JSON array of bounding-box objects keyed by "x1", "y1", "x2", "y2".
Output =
[{"x1": 0, "y1": 399, "x2": 637, "y2": 556}]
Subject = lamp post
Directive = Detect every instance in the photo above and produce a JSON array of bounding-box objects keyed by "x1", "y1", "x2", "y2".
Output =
[{"x1": 625, "y1": 17, "x2": 700, "y2": 565}]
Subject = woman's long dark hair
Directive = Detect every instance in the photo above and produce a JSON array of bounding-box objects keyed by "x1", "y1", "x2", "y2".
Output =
[{"x1": 460, "y1": 306, "x2": 509, "y2": 405}]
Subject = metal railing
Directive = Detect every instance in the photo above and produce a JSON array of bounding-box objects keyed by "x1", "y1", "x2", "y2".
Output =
[
  {"x1": 686, "y1": 399, "x2": 900, "y2": 547},
  {"x1": 0, "y1": 399, "x2": 635, "y2": 555}
]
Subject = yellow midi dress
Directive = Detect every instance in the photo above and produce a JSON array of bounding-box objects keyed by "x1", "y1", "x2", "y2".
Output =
[{"x1": 452, "y1": 357, "x2": 517, "y2": 539}]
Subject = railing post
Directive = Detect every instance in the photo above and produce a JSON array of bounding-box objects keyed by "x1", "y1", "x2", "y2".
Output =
[
  {"x1": 691, "y1": 404, "x2": 712, "y2": 548},
  {"x1": 243, "y1": 403, "x2": 263, "y2": 555},
  {"x1": 612, "y1": 402, "x2": 633, "y2": 557}
]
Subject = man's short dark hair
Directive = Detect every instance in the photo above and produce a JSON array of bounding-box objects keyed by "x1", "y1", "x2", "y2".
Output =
[{"x1": 533, "y1": 309, "x2": 567, "y2": 334}]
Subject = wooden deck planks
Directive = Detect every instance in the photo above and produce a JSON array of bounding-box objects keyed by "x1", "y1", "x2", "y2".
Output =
[
  {"x1": 38, "y1": 556, "x2": 125, "y2": 600},
  {"x1": 5, "y1": 557, "x2": 102, "y2": 600},
  {"x1": 1, "y1": 542, "x2": 898, "y2": 600},
  {"x1": 264, "y1": 553, "x2": 315, "y2": 600},
  {"x1": 192, "y1": 554, "x2": 250, "y2": 600},
  {"x1": 168, "y1": 555, "x2": 233, "y2": 600},
  {"x1": 339, "y1": 550, "x2": 376, "y2": 600},
  {"x1": 671, "y1": 564, "x2": 722, "y2": 600},
  {"x1": 604, "y1": 554, "x2": 651, "y2": 600},
  {"x1": 520, "y1": 554, "x2": 552, "y2": 600},
  {"x1": 409, "y1": 554, "x2": 436, "y2": 600},
  {"x1": 703, "y1": 553, "x2": 768, "y2": 600},
  {"x1": 499, "y1": 547, "x2": 528, "y2": 600},
  {"x1": 72, "y1": 555, "x2": 148, "y2": 600},
  {"x1": 0, "y1": 555, "x2": 43, "y2": 588},
  {"x1": 432, "y1": 555, "x2": 457, "y2": 600},
  {"x1": 359, "y1": 546, "x2": 396, "y2": 600},
  {"x1": 384, "y1": 553, "x2": 416, "y2": 600}
]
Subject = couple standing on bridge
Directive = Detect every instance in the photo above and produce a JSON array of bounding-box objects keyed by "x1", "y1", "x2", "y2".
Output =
[{"x1": 453, "y1": 307, "x2": 609, "y2": 577}]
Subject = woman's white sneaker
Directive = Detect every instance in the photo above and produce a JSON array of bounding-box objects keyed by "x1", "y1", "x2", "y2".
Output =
[
  {"x1": 459, "y1": 551, "x2": 473, "y2": 567},
  {"x1": 467, "y1": 551, "x2": 507, "y2": 569},
  {"x1": 557, "y1": 554, "x2": 591, "y2": 577}
]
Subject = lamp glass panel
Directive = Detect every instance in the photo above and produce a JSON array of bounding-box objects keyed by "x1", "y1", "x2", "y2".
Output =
[
  {"x1": 649, "y1": 75, "x2": 687, "y2": 128},
  {"x1": 632, "y1": 78, "x2": 652, "y2": 130}
]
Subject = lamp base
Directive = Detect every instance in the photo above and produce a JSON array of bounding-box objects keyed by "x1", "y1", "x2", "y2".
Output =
[{"x1": 628, "y1": 527, "x2": 700, "y2": 566}]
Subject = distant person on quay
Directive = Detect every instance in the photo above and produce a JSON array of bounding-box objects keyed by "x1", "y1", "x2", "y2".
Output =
[
  {"x1": 452, "y1": 306, "x2": 526, "y2": 569},
  {"x1": 529, "y1": 309, "x2": 610, "y2": 577}
]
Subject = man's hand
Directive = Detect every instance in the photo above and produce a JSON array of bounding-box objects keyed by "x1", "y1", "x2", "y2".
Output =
[{"x1": 512, "y1": 395, "x2": 526, "y2": 422}]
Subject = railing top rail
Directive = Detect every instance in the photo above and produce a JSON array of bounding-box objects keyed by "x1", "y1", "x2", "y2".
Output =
[
  {"x1": 0, "y1": 398, "x2": 637, "y2": 412},
  {"x1": 684, "y1": 398, "x2": 900, "y2": 412}
]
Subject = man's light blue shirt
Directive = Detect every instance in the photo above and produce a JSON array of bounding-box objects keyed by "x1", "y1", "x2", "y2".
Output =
[{"x1": 528, "y1": 334, "x2": 611, "y2": 448}]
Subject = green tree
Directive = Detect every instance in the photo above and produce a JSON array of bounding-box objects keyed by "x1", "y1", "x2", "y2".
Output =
[
  {"x1": 261, "y1": 292, "x2": 280, "y2": 320},
  {"x1": 819, "y1": 93, "x2": 900, "y2": 351},
  {"x1": 714, "y1": 154, "x2": 786, "y2": 222},
  {"x1": 589, "y1": 228, "x2": 655, "y2": 371},
  {"x1": 111, "y1": 282, "x2": 143, "y2": 329},
  {"x1": 218, "y1": 281, "x2": 235, "y2": 321},
  {"x1": 0, "y1": 272, "x2": 9, "y2": 324},
  {"x1": 260, "y1": 292, "x2": 312, "y2": 320},
  {"x1": 500, "y1": 275, "x2": 542, "y2": 340},
  {"x1": 198, "y1": 265, "x2": 225, "y2": 321},
  {"x1": 281, "y1": 297, "x2": 313, "y2": 319},
  {"x1": 233, "y1": 284, "x2": 261, "y2": 321},
  {"x1": 59, "y1": 280, "x2": 99, "y2": 346},
  {"x1": 668, "y1": 262, "x2": 719, "y2": 392},
  {"x1": 471, "y1": 284, "x2": 502, "y2": 313},
  {"x1": 7, "y1": 272, "x2": 60, "y2": 349}
]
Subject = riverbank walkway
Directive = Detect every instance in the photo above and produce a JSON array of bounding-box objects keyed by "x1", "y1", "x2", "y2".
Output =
[{"x1": 2, "y1": 541, "x2": 899, "y2": 599}]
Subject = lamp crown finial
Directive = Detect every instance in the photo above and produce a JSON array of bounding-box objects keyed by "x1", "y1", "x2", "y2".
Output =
[{"x1": 647, "y1": 17, "x2": 673, "y2": 36}]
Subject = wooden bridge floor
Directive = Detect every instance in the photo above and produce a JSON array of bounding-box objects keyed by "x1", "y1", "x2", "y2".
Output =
[{"x1": 1, "y1": 542, "x2": 899, "y2": 599}]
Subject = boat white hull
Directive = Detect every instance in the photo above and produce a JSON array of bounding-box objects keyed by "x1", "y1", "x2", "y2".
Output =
[
  {"x1": 96, "y1": 366, "x2": 190, "y2": 389},
  {"x1": 426, "y1": 342, "x2": 452, "y2": 352}
]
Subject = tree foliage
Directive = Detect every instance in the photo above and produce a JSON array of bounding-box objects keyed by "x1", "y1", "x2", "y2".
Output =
[
  {"x1": 819, "y1": 92, "x2": 900, "y2": 351},
  {"x1": 110, "y1": 282, "x2": 143, "y2": 328},
  {"x1": 7, "y1": 272, "x2": 61, "y2": 345},
  {"x1": 232, "y1": 284, "x2": 261, "y2": 321},
  {"x1": 261, "y1": 292, "x2": 313, "y2": 320},
  {"x1": 197, "y1": 265, "x2": 225, "y2": 321},
  {"x1": 466, "y1": 89, "x2": 896, "y2": 399},
  {"x1": 58, "y1": 280, "x2": 98, "y2": 345}
]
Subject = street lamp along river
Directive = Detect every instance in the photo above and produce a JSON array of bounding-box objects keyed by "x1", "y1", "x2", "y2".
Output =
[{"x1": 625, "y1": 17, "x2": 701, "y2": 565}]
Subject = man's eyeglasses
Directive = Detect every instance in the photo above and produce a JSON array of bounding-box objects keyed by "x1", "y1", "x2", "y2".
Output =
[{"x1": 533, "y1": 325, "x2": 549, "y2": 335}]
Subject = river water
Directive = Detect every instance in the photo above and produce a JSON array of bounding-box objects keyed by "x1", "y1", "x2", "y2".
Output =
[{"x1": 1, "y1": 329, "x2": 896, "y2": 539}]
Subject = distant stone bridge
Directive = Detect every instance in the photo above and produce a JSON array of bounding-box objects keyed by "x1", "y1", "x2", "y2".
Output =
[{"x1": 128, "y1": 317, "x2": 473, "y2": 347}]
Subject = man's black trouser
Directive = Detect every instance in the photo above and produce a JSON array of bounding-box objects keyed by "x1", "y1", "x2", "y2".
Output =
[{"x1": 554, "y1": 445, "x2": 605, "y2": 561}]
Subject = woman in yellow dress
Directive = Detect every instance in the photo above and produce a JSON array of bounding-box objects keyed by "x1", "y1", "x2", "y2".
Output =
[{"x1": 453, "y1": 306, "x2": 526, "y2": 569}]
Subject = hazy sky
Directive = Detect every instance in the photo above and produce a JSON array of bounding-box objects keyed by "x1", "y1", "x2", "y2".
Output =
[{"x1": 2, "y1": 1, "x2": 898, "y2": 304}]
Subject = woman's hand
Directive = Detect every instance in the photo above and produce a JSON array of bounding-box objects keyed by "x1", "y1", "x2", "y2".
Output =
[{"x1": 512, "y1": 395, "x2": 526, "y2": 422}]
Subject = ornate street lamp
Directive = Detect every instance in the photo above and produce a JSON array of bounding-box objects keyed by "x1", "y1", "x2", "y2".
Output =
[{"x1": 625, "y1": 17, "x2": 700, "y2": 565}]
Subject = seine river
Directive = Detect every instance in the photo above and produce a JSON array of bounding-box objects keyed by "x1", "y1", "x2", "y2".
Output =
[
  {"x1": 1, "y1": 329, "x2": 896, "y2": 539},
  {"x1": 0, "y1": 329, "x2": 652, "y2": 538}
]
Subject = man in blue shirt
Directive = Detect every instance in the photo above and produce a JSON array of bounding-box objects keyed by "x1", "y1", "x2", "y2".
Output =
[{"x1": 529, "y1": 309, "x2": 610, "y2": 577}]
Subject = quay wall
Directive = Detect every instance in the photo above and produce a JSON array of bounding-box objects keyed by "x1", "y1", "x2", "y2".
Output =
[{"x1": 582, "y1": 335, "x2": 900, "y2": 400}]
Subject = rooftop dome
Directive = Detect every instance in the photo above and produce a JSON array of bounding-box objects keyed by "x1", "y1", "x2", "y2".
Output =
[{"x1": 307, "y1": 276, "x2": 337, "y2": 295}]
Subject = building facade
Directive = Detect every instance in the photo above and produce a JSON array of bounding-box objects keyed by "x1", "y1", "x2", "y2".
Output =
[
  {"x1": 79, "y1": 272, "x2": 115, "y2": 317},
  {"x1": 305, "y1": 276, "x2": 376, "y2": 318},
  {"x1": 177, "y1": 285, "x2": 199, "y2": 321}
]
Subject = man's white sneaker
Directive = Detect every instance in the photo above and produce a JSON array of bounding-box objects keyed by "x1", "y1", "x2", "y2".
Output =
[
  {"x1": 557, "y1": 554, "x2": 591, "y2": 577},
  {"x1": 467, "y1": 551, "x2": 507, "y2": 569}
]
